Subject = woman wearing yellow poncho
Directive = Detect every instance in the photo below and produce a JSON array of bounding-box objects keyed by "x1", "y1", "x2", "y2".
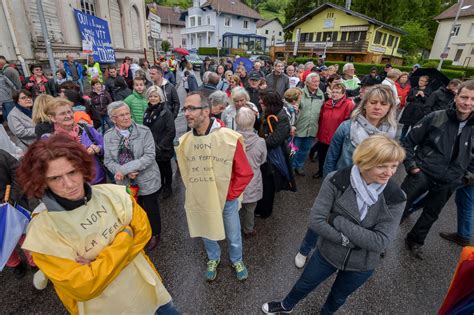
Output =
[{"x1": 17, "y1": 134, "x2": 178, "y2": 315}]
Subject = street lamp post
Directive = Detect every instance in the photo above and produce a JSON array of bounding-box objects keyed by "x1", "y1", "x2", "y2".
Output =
[{"x1": 438, "y1": 0, "x2": 465, "y2": 71}]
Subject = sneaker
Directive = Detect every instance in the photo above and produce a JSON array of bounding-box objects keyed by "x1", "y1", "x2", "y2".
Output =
[
  {"x1": 233, "y1": 261, "x2": 248, "y2": 281},
  {"x1": 206, "y1": 259, "x2": 220, "y2": 281},
  {"x1": 262, "y1": 301, "x2": 293, "y2": 314},
  {"x1": 405, "y1": 238, "x2": 424, "y2": 260},
  {"x1": 439, "y1": 232, "x2": 470, "y2": 247},
  {"x1": 294, "y1": 252, "x2": 307, "y2": 268}
]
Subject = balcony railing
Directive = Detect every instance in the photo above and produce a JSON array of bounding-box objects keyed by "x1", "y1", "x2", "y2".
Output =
[
  {"x1": 278, "y1": 40, "x2": 369, "y2": 53},
  {"x1": 181, "y1": 25, "x2": 215, "y2": 35}
]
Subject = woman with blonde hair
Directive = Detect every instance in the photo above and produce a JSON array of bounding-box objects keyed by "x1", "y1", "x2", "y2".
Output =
[
  {"x1": 32, "y1": 94, "x2": 54, "y2": 139},
  {"x1": 144, "y1": 86, "x2": 176, "y2": 199},
  {"x1": 294, "y1": 84, "x2": 398, "y2": 268},
  {"x1": 263, "y1": 134, "x2": 406, "y2": 314}
]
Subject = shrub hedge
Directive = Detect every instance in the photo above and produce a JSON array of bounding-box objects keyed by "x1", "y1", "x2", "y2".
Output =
[{"x1": 285, "y1": 57, "x2": 465, "y2": 79}]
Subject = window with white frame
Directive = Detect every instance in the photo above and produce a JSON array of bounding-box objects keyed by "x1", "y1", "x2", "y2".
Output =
[
  {"x1": 80, "y1": 0, "x2": 96, "y2": 16},
  {"x1": 182, "y1": 38, "x2": 186, "y2": 46},
  {"x1": 191, "y1": 36, "x2": 194, "y2": 45},
  {"x1": 243, "y1": 20, "x2": 249, "y2": 29},
  {"x1": 190, "y1": 16, "x2": 196, "y2": 27},
  {"x1": 224, "y1": 16, "x2": 231, "y2": 27},
  {"x1": 208, "y1": 33, "x2": 212, "y2": 45},
  {"x1": 198, "y1": 16, "x2": 202, "y2": 26},
  {"x1": 207, "y1": 15, "x2": 211, "y2": 25},
  {"x1": 453, "y1": 24, "x2": 461, "y2": 36}
]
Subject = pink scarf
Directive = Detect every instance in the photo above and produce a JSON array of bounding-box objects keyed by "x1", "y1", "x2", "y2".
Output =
[{"x1": 54, "y1": 123, "x2": 81, "y2": 142}]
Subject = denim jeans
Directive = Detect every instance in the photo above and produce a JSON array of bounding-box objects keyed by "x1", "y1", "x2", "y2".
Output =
[
  {"x1": 456, "y1": 185, "x2": 474, "y2": 240},
  {"x1": 202, "y1": 199, "x2": 243, "y2": 264},
  {"x1": 1, "y1": 101, "x2": 15, "y2": 120},
  {"x1": 155, "y1": 301, "x2": 180, "y2": 315},
  {"x1": 282, "y1": 251, "x2": 373, "y2": 314},
  {"x1": 75, "y1": 79, "x2": 84, "y2": 93},
  {"x1": 292, "y1": 136, "x2": 315, "y2": 169},
  {"x1": 299, "y1": 228, "x2": 318, "y2": 256}
]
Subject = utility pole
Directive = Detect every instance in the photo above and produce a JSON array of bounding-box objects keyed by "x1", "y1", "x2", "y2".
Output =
[
  {"x1": 438, "y1": 0, "x2": 464, "y2": 71},
  {"x1": 36, "y1": 0, "x2": 56, "y2": 79}
]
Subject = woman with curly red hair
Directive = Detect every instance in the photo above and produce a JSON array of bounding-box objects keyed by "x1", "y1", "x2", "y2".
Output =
[{"x1": 18, "y1": 135, "x2": 178, "y2": 315}]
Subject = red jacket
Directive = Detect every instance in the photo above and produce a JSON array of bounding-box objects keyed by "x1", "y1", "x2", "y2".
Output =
[
  {"x1": 317, "y1": 96, "x2": 354, "y2": 144},
  {"x1": 396, "y1": 81, "x2": 411, "y2": 108},
  {"x1": 205, "y1": 118, "x2": 253, "y2": 200},
  {"x1": 227, "y1": 140, "x2": 254, "y2": 200}
]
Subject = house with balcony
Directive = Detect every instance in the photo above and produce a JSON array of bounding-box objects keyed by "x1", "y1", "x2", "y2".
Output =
[
  {"x1": 180, "y1": 0, "x2": 266, "y2": 53},
  {"x1": 256, "y1": 18, "x2": 285, "y2": 52},
  {"x1": 275, "y1": 2, "x2": 405, "y2": 65},
  {"x1": 429, "y1": 0, "x2": 474, "y2": 67}
]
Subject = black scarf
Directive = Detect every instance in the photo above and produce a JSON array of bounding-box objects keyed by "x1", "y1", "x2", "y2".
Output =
[
  {"x1": 48, "y1": 184, "x2": 92, "y2": 211},
  {"x1": 143, "y1": 102, "x2": 166, "y2": 127}
]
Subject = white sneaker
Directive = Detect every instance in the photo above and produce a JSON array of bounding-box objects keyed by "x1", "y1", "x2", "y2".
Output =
[{"x1": 294, "y1": 252, "x2": 307, "y2": 268}]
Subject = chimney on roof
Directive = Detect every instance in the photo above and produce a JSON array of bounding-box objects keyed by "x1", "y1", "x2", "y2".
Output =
[
  {"x1": 173, "y1": 6, "x2": 180, "y2": 13},
  {"x1": 345, "y1": 0, "x2": 351, "y2": 10}
]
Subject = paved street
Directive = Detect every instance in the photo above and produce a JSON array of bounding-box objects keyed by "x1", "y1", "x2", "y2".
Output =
[{"x1": 0, "y1": 75, "x2": 463, "y2": 314}]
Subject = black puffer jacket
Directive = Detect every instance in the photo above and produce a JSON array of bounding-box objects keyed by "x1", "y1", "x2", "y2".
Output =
[
  {"x1": 143, "y1": 103, "x2": 176, "y2": 161},
  {"x1": 423, "y1": 86, "x2": 456, "y2": 114},
  {"x1": 399, "y1": 86, "x2": 432, "y2": 126},
  {"x1": 402, "y1": 108, "x2": 474, "y2": 184}
]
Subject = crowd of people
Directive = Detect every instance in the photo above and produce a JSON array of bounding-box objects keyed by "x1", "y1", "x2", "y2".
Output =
[{"x1": 0, "y1": 52, "x2": 472, "y2": 314}]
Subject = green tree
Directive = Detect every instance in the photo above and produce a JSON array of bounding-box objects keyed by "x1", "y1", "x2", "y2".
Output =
[
  {"x1": 161, "y1": 40, "x2": 171, "y2": 52},
  {"x1": 399, "y1": 21, "x2": 431, "y2": 56}
]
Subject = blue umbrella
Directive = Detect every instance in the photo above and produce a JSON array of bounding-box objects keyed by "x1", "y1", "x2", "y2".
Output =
[
  {"x1": 233, "y1": 57, "x2": 253, "y2": 73},
  {"x1": 0, "y1": 186, "x2": 31, "y2": 271}
]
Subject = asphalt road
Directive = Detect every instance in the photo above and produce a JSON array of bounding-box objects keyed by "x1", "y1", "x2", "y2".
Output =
[{"x1": 0, "y1": 73, "x2": 463, "y2": 314}]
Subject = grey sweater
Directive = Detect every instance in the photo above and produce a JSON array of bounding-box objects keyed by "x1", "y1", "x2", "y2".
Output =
[{"x1": 310, "y1": 167, "x2": 406, "y2": 272}]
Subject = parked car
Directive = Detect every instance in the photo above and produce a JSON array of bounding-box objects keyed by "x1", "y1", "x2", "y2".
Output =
[
  {"x1": 187, "y1": 53, "x2": 203, "y2": 71},
  {"x1": 250, "y1": 55, "x2": 271, "y2": 63}
]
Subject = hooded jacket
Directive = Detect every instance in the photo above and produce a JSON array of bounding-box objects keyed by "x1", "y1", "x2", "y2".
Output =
[
  {"x1": 317, "y1": 96, "x2": 354, "y2": 145},
  {"x1": 423, "y1": 86, "x2": 456, "y2": 114},
  {"x1": 124, "y1": 91, "x2": 148, "y2": 124},
  {"x1": 239, "y1": 130, "x2": 267, "y2": 203},
  {"x1": 155, "y1": 78, "x2": 180, "y2": 119},
  {"x1": 402, "y1": 108, "x2": 473, "y2": 184}
]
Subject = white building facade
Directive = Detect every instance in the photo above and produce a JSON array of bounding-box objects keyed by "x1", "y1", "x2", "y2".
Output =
[
  {"x1": 256, "y1": 18, "x2": 284, "y2": 51},
  {"x1": 429, "y1": 2, "x2": 474, "y2": 67},
  {"x1": 0, "y1": 0, "x2": 147, "y2": 74},
  {"x1": 181, "y1": 0, "x2": 265, "y2": 53}
]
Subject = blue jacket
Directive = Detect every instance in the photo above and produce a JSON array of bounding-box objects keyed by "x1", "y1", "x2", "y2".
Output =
[
  {"x1": 323, "y1": 120, "x2": 354, "y2": 178},
  {"x1": 63, "y1": 61, "x2": 84, "y2": 81},
  {"x1": 163, "y1": 71, "x2": 176, "y2": 86}
]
